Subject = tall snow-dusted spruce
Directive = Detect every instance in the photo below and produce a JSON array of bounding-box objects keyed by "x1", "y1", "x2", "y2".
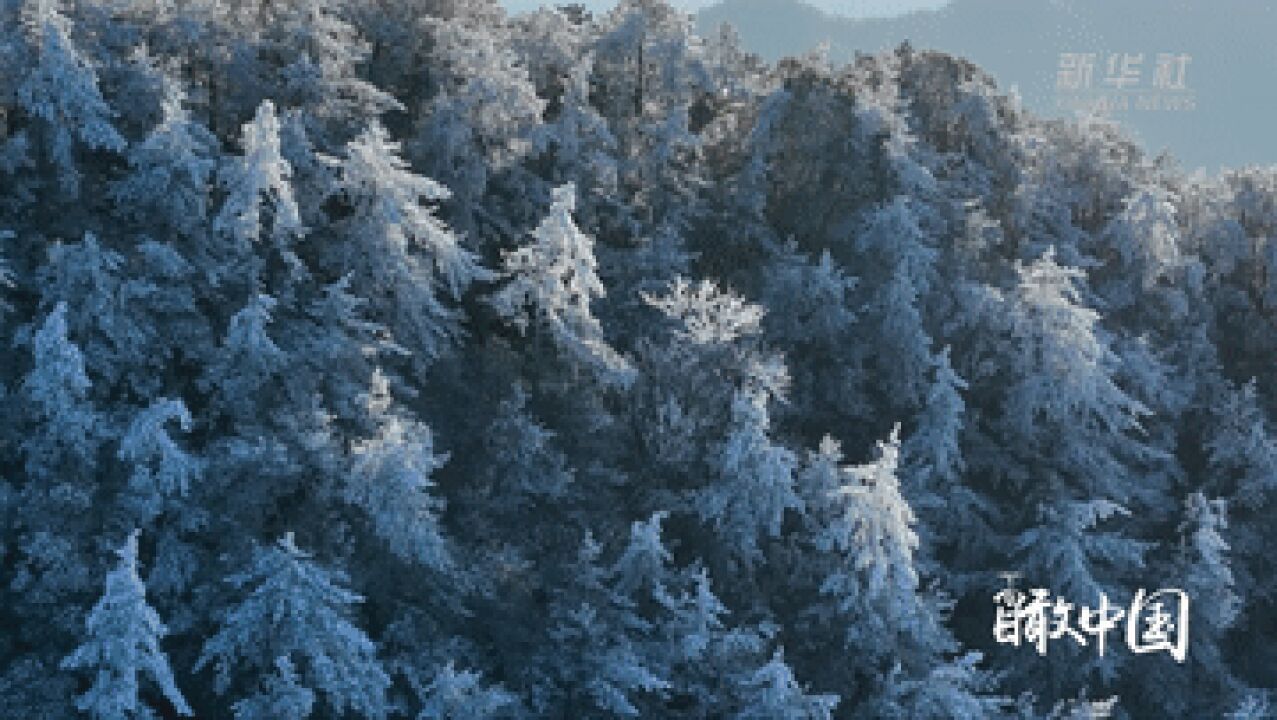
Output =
[
  {"x1": 197, "y1": 533, "x2": 390, "y2": 718},
  {"x1": 61, "y1": 531, "x2": 192, "y2": 720},
  {"x1": 110, "y1": 78, "x2": 218, "y2": 238},
  {"x1": 212, "y1": 100, "x2": 303, "y2": 288},
  {"x1": 331, "y1": 121, "x2": 487, "y2": 362},
  {"x1": 16, "y1": 0, "x2": 126, "y2": 198},
  {"x1": 492, "y1": 183, "x2": 633, "y2": 383},
  {"x1": 345, "y1": 371, "x2": 451, "y2": 570}
]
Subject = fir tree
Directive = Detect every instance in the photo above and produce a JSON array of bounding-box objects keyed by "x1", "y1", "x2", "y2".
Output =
[
  {"x1": 492, "y1": 183, "x2": 633, "y2": 383},
  {"x1": 197, "y1": 533, "x2": 391, "y2": 718},
  {"x1": 61, "y1": 531, "x2": 192, "y2": 720},
  {"x1": 16, "y1": 0, "x2": 126, "y2": 198},
  {"x1": 331, "y1": 121, "x2": 487, "y2": 362}
]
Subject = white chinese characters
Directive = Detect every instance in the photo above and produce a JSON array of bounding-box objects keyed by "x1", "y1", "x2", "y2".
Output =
[
  {"x1": 994, "y1": 577, "x2": 1189, "y2": 663},
  {"x1": 1053, "y1": 50, "x2": 1195, "y2": 114},
  {"x1": 1055, "y1": 51, "x2": 1193, "y2": 92}
]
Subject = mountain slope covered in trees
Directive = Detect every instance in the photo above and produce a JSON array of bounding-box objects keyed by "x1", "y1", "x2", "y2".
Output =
[
  {"x1": 1, "y1": 0, "x2": 1276, "y2": 717},
  {"x1": 695, "y1": 0, "x2": 1277, "y2": 171}
]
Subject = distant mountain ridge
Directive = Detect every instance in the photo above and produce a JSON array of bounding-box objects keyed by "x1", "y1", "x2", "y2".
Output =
[{"x1": 697, "y1": 0, "x2": 1277, "y2": 171}]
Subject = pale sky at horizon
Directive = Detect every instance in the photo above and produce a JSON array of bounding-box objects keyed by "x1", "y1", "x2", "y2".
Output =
[{"x1": 501, "y1": 0, "x2": 952, "y2": 20}]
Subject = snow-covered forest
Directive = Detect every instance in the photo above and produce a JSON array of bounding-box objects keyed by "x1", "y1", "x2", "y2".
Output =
[{"x1": 0, "y1": 0, "x2": 1275, "y2": 717}]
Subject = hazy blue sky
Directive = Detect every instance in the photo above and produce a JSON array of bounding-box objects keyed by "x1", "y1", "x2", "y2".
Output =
[{"x1": 501, "y1": 0, "x2": 951, "y2": 19}]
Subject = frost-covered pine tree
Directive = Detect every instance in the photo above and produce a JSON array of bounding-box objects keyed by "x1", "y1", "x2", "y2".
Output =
[
  {"x1": 593, "y1": 0, "x2": 710, "y2": 142},
  {"x1": 20, "y1": 301, "x2": 102, "y2": 484},
  {"x1": 492, "y1": 183, "x2": 633, "y2": 383},
  {"x1": 530, "y1": 532, "x2": 670, "y2": 717},
  {"x1": 644, "y1": 276, "x2": 765, "y2": 348},
  {"x1": 197, "y1": 533, "x2": 390, "y2": 718},
  {"x1": 331, "y1": 121, "x2": 487, "y2": 361},
  {"x1": 816, "y1": 426, "x2": 923, "y2": 644},
  {"x1": 734, "y1": 650, "x2": 838, "y2": 720},
  {"x1": 1174, "y1": 494, "x2": 1242, "y2": 702},
  {"x1": 1122, "y1": 492, "x2": 1246, "y2": 716},
  {"x1": 1096, "y1": 186, "x2": 1184, "y2": 309},
  {"x1": 641, "y1": 275, "x2": 786, "y2": 403},
  {"x1": 901, "y1": 346, "x2": 986, "y2": 555},
  {"x1": 414, "y1": 12, "x2": 545, "y2": 233},
  {"x1": 61, "y1": 531, "x2": 192, "y2": 720},
  {"x1": 110, "y1": 77, "x2": 218, "y2": 239},
  {"x1": 653, "y1": 565, "x2": 765, "y2": 715},
  {"x1": 1001, "y1": 249, "x2": 1159, "y2": 606},
  {"x1": 415, "y1": 662, "x2": 517, "y2": 720},
  {"x1": 265, "y1": 0, "x2": 397, "y2": 144},
  {"x1": 1206, "y1": 378, "x2": 1277, "y2": 508},
  {"x1": 869, "y1": 652, "x2": 1001, "y2": 719},
  {"x1": 424, "y1": 14, "x2": 545, "y2": 172},
  {"x1": 536, "y1": 55, "x2": 620, "y2": 201},
  {"x1": 1203, "y1": 377, "x2": 1277, "y2": 643},
  {"x1": 201, "y1": 294, "x2": 287, "y2": 421},
  {"x1": 470, "y1": 386, "x2": 573, "y2": 523},
  {"x1": 229, "y1": 657, "x2": 314, "y2": 720},
  {"x1": 117, "y1": 398, "x2": 202, "y2": 523},
  {"x1": 510, "y1": 5, "x2": 584, "y2": 100},
  {"x1": 9, "y1": 302, "x2": 105, "y2": 652},
  {"x1": 16, "y1": 0, "x2": 126, "y2": 198},
  {"x1": 37, "y1": 230, "x2": 213, "y2": 398},
  {"x1": 13, "y1": 302, "x2": 107, "y2": 630},
  {"x1": 760, "y1": 245, "x2": 857, "y2": 354},
  {"x1": 759, "y1": 244, "x2": 859, "y2": 431},
  {"x1": 698, "y1": 389, "x2": 802, "y2": 568},
  {"x1": 626, "y1": 102, "x2": 703, "y2": 228},
  {"x1": 346, "y1": 371, "x2": 451, "y2": 570},
  {"x1": 213, "y1": 100, "x2": 304, "y2": 288},
  {"x1": 804, "y1": 426, "x2": 992, "y2": 715},
  {"x1": 635, "y1": 276, "x2": 789, "y2": 499},
  {"x1": 853, "y1": 198, "x2": 939, "y2": 408},
  {"x1": 903, "y1": 347, "x2": 966, "y2": 492},
  {"x1": 845, "y1": 49, "x2": 936, "y2": 198},
  {"x1": 36, "y1": 233, "x2": 128, "y2": 386},
  {"x1": 870, "y1": 268, "x2": 933, "y2": 409},
  {"x1": 732, "y1": 87, "x2": 789, "y2": 222}
]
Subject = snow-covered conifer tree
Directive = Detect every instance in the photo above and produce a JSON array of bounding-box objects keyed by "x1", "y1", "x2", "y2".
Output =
[
  {"x1": 266, "y1": 0, "x2": 398, "y2": 144},
  {"x1": 331, "y1": 121, "x2": 487, "y2": 361},
  {"x1": 529, "y1": 531, "x2": 671, "y2": 717},
  {"x1": 21, "y1": 301, "x2": 101, "y2": 483},
  {"x1": 697, "y1": 390, "x2": 801, "y2": 567},
  {"x1": 118, "y1": 398, "x2": 201, "y2": 523},
  {"x1": 61, "y1": 531, "x2": 192, "y2": 720},
  {"x1": 415, "y1": 662, "x2": 517, "y2": 720},
  {"x1": 346, "y1": 374, "x2": 451, "y2": 570},
  {"x1": 197, "y1": 533, "x2": 390, "y2": 718},
  {"x1": 201, "y1": 294, "x2": 287, "y2": 420},
  {"x1": 734, "y1": 650, "x2": 838, "y2": 720},
  {"x1": 213, "y1": 101, "x2": 304, "y2": 288},
  {"x1": 492, "y1": 183, "x2": 632, "y2": 382},
  {"x1": 901, "y1": 346, "x2": 986, "y2": 553},
  {"x1": 110, "y1": 77, "x2": 217, "y2": 238},
  {"x1": 1001, "y1": 249, "x2": 1158, "y2": 607},
  {"x1": 817, "y1": 426, "x2": 921, "y2": 639},
  {"x1": 17, "y1": 0, "x2": 126, "y2": 197}
]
